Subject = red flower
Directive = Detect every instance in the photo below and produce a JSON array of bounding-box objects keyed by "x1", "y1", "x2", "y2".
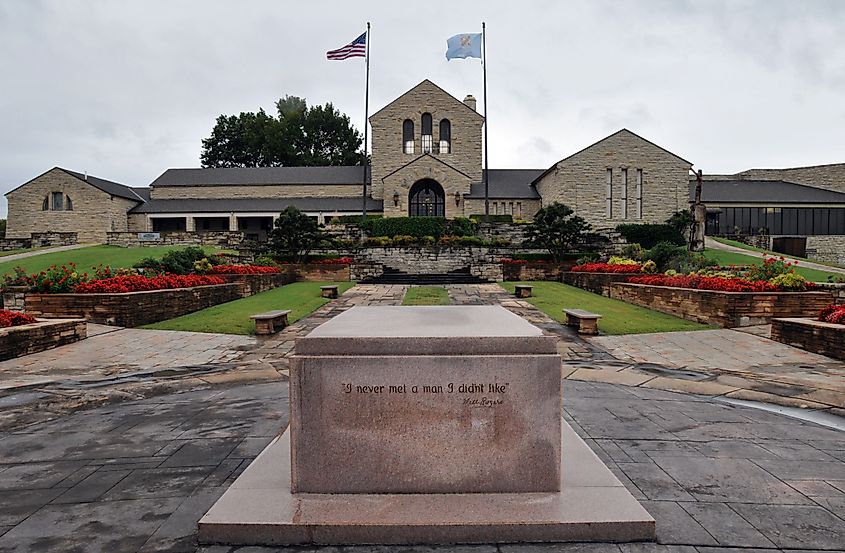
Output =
[
  {"x1": 0, "y1": 310, "x2": 38, "y2": 328},
  {"x1": 572, "y1": 263, "x2": 643, "y2": 273},
  {"x1": 73, "y1": 275, "x2": 225, "y2": 294},
  {"x1": 627, "y1": 275, "x2": 781, "y2": 292},
  {"x1": 209, "y1": 265, "x2": 282, "y2": 274},
  {"x1": 818, "y1": 304, "x2": 845, "y2": 325}
]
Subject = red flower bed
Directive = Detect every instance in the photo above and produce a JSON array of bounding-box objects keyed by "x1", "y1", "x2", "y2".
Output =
[
  {"x1": 627, "y1": 275, "x2": 781, "y2": 292},
  {"x1": 73, "y1": 275, "x2": 225, "y2": 294},
  {"x1": 0, "y1": 309, "x2": 38, "y2": 328},
  {"x1": 208, "y1": 265, "x2": 281, "y2": 274},
  {"x1": 311, "y1": 257, "x2": 353, "y2": 265},
  {"x1": 572, "y1": 263, "x2": 643, "y2": 273},
  {"x1": 818, "y1": 304, "x2": 845, "y2": 325},
  {"x1": 500, "y1": 258, "x2": 528, "y2": 265}
]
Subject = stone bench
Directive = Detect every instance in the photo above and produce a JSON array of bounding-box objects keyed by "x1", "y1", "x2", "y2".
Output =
[
  {"x1": 514, "y1": 284, "x2": 533, "y2": 298},
  {"x1": 320, "y1": 285, "x2": 339, "y2": 299},
  {"x1": 250, "y1": 309, "x2": 291, "y2": 335},
  {"x1": 563, "y1": 308, "x2": 602, "y2": 335}
]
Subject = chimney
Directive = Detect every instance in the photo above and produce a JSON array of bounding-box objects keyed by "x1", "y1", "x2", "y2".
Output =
[
  {"x1": 84, "y1": 171, "x2": 88, "y2": 181},
  {"x1": 463, "y1": 95, "x2": 477, "y2": 112}
]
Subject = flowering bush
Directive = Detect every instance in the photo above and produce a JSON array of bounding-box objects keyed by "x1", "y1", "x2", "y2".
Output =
[
  {"x1": 208, "y1": 265, "x2": 283, "y2": 274},
  {"x1": 769, "y1": 272, "x2": 810, "y2": 291},
  {"x1": 2, "y1": 267, "x2": 31, "y2": 287},
  {"x1": 608, "y1": 256, "x2": 639, "y2": 266},
  {"x1": 818, "y1": 304, "x2": 845, "y2": 325},
  {"x1": 311, "y1": 257, "x2": 353, "y2": 265},
  {"x1": 0, "y1": 309, "x2": 38, "y2": 328},
  {"x1": 27, "y1": 264, "x2": 88, "y2": 293},
  {"x1": 641, "y1": 260, "x2": 658, "y2": 274},
  {"x1": 572, "y1": 262, "x2": 644, "y2": 273},
  {"x1": 744, "y1": 256, "x2": 797, "y2": 282},
  {"x1": 628, "y1": 275, "x2": 783, "y2": 292},
  {"x1": 500, "y1": 258, "x2": 528, "y2": 265},
  {"x1": 73, "y1": 275, "x2": 225, "y2": 294}
]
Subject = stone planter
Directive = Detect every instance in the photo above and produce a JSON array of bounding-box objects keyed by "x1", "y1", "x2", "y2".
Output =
[
  {"x1": 292, "y1": 263, "x2": 351, "y2": 282},
  {"x1": 608, "y1": 283, "x2": 834, "y2": 327},
  {"x1": 502, "y1": 261, "x2": 577, "y2": 282},
  {"x1": 772, "y1": 318, "x2": 845, "y2": 360},
  {"x1": 215, "y1": 272, "x2": 295, "y2": 296},
  {"x1": 1, "y1": 286, "x2": 28, "y2": 312},
  {"x1": 561, "y1": 272, "x2": 641, "y2": 296},
  {"x1": 24, "y1": 283, "x2": 243, "y2": 327},
  {"x1": 0, "y1": 318, "x2": 87, "y2": 361}
]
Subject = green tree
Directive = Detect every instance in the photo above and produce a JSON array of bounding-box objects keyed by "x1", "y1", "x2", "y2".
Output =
[
  {"x1": 200, "y1": 95, "x2": 365, "y2": 168},
  {"x1": 525, "y1": 203, "x2": 591, "y2": 262},
  {"x1": 0, "y1": 219, "x2": 6, "y2": 239},
  {"x1": 666, "y1": 209, "x2": 694, "y2": 246},
  {"x1": 271, "y1": 206, "x2": 325, "y2": 262}
]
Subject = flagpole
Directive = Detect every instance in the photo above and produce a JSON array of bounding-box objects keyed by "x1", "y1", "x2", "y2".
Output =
[
  {"x1": 482, "y1": 21, "x2": 489, "y2": 223},
  {"x1": 361, "y1": 22, "x2": 371, "y2": 221}
]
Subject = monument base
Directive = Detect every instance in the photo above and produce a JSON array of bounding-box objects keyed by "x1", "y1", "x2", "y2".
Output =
[{"x1": 198, "y1": 421, "x2": 655, "y2": 545}]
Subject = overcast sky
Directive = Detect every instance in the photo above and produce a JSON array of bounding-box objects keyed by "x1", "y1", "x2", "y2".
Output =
[{"x1": 1, "y1": 0, "x2": 844, "y2": 217}]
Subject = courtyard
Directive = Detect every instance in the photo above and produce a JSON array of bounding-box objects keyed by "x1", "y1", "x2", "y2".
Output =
[{"x1": 0, "y1": 283, "x2": 843, "y2": 552}]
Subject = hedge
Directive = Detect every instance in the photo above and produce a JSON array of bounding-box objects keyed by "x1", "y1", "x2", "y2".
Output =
[
  {"x1": 363, "y1": 217, "x2": 476, "y2": 238},
  {"x1": 616, "y1": 224, "x2": 685, "y2": 249},
  {"x1": 469, "y1": 214, "x2": 513, "y2": 223},
  {"x1": 330, "y1": 214, "x2": 383, "y2": 224}
]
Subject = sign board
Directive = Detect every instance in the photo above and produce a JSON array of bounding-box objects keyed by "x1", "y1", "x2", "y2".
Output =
[{"x1": 137, "y1": 232, "x2": 161, "y2": 241}]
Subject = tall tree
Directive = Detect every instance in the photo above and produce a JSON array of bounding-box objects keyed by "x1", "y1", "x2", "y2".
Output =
[{"x1": 200, "y1": 96, "x2": 364, "y2": 168}]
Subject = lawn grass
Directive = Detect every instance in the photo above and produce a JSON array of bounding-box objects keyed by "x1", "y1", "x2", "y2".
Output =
[
  {"x1": 142, "y1": 281, "x2": 354, "y2": 335},
  {"x1": 0, "y1": 245, "x2": 226, "y2": 277},
  {"x1": 501, "y1": 281, "x2": 718, "y2": 335},
  {"x1": 0, "y1": 246, "x2": 52, "y2": 258},
  {"x1": 402, "y1": 286, "x2": 450, "y2": 305},
  {"x1": 712, "y1": 237, "x2": 845, "y2": 270},
  {"x1": 703, "y1": 248, "x2": 841, "y2": 282}
]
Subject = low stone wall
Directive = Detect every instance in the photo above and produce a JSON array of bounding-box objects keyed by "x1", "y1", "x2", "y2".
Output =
[
  {"x1": 609, "y1": 282, "x2": 834, "y2": 327},
  {"x1": 293, "y1": 263, "x2": 351, "y2": 282},
  {"x1": 355, "y1": 246, "x2": 502, "y2": 275},
  {"x1": 0, "y1": 319, "x2": 87, "y2": 361},
  {"x1": 216, "y1": 272, "x2": 295, "y2": 296},
  {"x1": 31, "y1": 232, "x2": 78, "y2": 247},
  {"x1": 813, "y1": 282, "x2": 845, "y2": 304},
  {"x1": 0, "y1": 238, "x2": 32, "y2": 251},
  {"x1": 806, "y1": 235, "x2": 845, "y2": 266},
  {"x1": 561, "y1": 272, "x2": 641, "y2": 296},
  {"x1": 25, "y1": 283, "x2": 243, "y2": 327},
  {"x1": 106, "y1": 231, "x2": 245, "y2": 248},
  {"x1": 503, "y1": 261, "x2": 578, "y2": 282},
  {"x1": 350, "y1": 262, "x2": 383, "y2": 281},
  {"x1": 772, "y1": 318, "x2": 845, "y2": 361},
  {"x1": 1, "y1": 287, "x2": 27, "y2": 311}
]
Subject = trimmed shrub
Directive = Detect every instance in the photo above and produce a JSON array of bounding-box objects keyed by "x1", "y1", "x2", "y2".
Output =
[
  {"x1": 469, "y1": 214, "x2": 513, "y2": 223},
  {"x1": 364, "y1": 217, "x2": 448, "y2": 238},
  {"x1": 332, "y1": 214, "x2": 383, "y2": 224},
  {"x1": 616, "y1": 224, "x2": 685, "y2": 249}
]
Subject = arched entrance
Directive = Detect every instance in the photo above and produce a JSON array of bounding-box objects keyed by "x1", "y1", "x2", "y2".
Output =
[{"x1": 408, "y1": 179, "x2": 445, "y2": 217}]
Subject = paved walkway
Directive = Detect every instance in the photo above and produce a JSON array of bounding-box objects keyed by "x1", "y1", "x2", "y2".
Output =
[
  {"x1": 0, "y1": 243, "x2": 92, "y2": 263},
  {"x1": 706, "y1": 236, "x2": 845, "y2": 275}
]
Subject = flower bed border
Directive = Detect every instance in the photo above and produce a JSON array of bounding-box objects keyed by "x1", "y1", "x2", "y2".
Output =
[
  {"x1": 561, "y1": 271, "x2": 642, "y2": 297},
  {"x1": 0, "y1": 319, "x2": 87, "y2": 361},
  {"x1": 608, "y1": 282, "x2": 834, "y2": 327},
  {"x1": 771, "y1": 318, "x2": 845, "y2": 361}
]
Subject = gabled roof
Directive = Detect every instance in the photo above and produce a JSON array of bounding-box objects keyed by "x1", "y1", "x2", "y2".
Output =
[
  {"x1": 5, "y1": 167, "x2": 144, "y2": 202},
  {"x1": 692, "y1": 179, "x2": 845, "y2": 204},
  {"x1": 532, "y1": 129, "x2": 692, "y2": 184},
  {"x1": 150, "y1": 166, "x2": 368, "y2": 187},
  {"x1": 370, "y1": 79, "x2": 483, "y2": 121},
  {"x1": 129, "y1": 196, "x2": 383, "y2": 214},
  {"x1": 381, "y1": 153, "x2": 473, "y2": 182},
  {"x1": 465, "y1": 169, "x2": 544, "y2": 199}
]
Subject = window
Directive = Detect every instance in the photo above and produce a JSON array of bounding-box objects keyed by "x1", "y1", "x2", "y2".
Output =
[
  {"x1": 605, "y1": 169, "x2": 613, "y2": 218},
  {"x1": 516, "y1": 202, "x2": 522, "y2": 217},
  {"x1": 42, "y1": 196, "x2": 49, "y2": 211},
  {"x1": 421, "y1": 113, "x2": 433, "y2": 153},
  {"x1": 402, "y1": 119, "x2": 415, "y2": 154},
  {"x1": 408, "y1": 179, "x2": 445, "y2": 217},
  {"x1": 439, "y1": 119, "x2": 451, "y2": 154},
  {"x1": 51, "y1": 191, "x2": 63, "y2": 211},
  {"x1": 65, "y1": 196, "x2": 73, "y2": 211},
  {"x1": 621, "y1": 169, "x2": 628, "y2": 219},
  {"x1": 509, "y1": 202, "x2": 514, "y2": 215},
  {"x1": 636, "y1": 169, "x2": 643, "y2": 219}
]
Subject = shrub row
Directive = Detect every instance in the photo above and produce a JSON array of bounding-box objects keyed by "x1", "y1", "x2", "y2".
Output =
[
  {"x1": 616, "y1": 224, "x2": 685, "y2": 249},
  {"x1": 362, "y1": 217, "x2": 476, "y2": 238}
]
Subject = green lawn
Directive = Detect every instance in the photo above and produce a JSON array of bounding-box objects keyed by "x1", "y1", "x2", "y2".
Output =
[
  {"x1": 0, "y1": 245, "x2": 227, "y2": 277},
  {"x1": 0, "y1": 246, "x2": 52, "y2": 258},
  {"x1": 703, "y1": 248, "x2": 841, "y2": 282},
  {"x1": 501, "y1": 281, "x2": 717, "y2": 335},
  {"x1": 142, "y1": 281, "x2": 354, "y2": 335},
  {"x1": 402, "y1": 286, "x2": 450, "y2": 305},
  {"x1": 712, "y1": 237, "x2": 845, "y2": 269}
]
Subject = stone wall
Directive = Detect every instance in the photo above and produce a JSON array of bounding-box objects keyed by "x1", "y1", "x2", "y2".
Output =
[
  {"x1": 503, "y1": 262, "x2": 578, "y2": 282},
  {"x1": 25, "y1": 283, "x2": 243, "y2": 327},
  {"x1": 355, "y1": 246, "x2": 501, "y2": 275},
  {"x1": 813, "y1": 283, "x2": 845, "y2": 304},
  {"x1": 476, "y1": 223, "x2": 530, "y2": 245},
  {"x1": 733, "y1": 164, "x2": 845, "y2": 195},
  {"x1": 380, "y1": 155, "x2": 473, "y2": 219},
  {"x1": 215, "y1": 272, "x2": 295, "y2": 296},
  {"x1": 30, "y1": 232, "x2": 78, "y2": 247},
  {"x1": 772, "y1": 318, "x2": 845, "y2": 361},
  {"x1": 0, "y1": 238, "x2": 31, "y2": 251},
  {"x1": 106, "y1": 231, "x2": 245, "y2": 248},
  {"x1": 1, "y1": 287, "x2": 27, "y2": 311},
  {"x1": 463, "y1": 199, "x2": 542, "y2": 221},
  {"x1": 149, "y1": 184, "x2": 360, "y2": 200},
  {"x1": 6, "y1": 168, "x2": 139, "y2": 243},
  {"x1": 561, "y1": 272, "x2": 641, "y2": 296},
  {"x1": 370, "y1": 80, "x2": 483, "y2": 203},
  {"x1": 535, "y1": 130, "x2": 690, "y2": 228},
  {"x1": 609, "y1": 282, "x2": 834, "y2": 327},
  {"x1": 293, "y1": 263, "x2": 351, "y2": 282},
  {"x1": 806, "y1": 236, "x2": 845, "y2": 266},
  {"x1": 0, "y1": 319, "x2": 87, "y2": 361}
]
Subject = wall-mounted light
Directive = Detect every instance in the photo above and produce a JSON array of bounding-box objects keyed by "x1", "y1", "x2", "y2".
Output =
[
  {"x1": 393, "y1": 193, "x2": 400, "y2": 207},
  {"x1": 455, "y1": 192, "x2": 462, "y2": 206}
]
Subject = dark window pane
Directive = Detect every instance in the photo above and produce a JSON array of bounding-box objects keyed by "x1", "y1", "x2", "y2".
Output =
[
  {"x1": 832, "y1": 209, "x2": 845, "y2": 234},
  {"x1": 439, "y1": 119, "x2": 451, "y2": 141},
  {"x1": 51, "y1": 191, "x2": 63, "y2": 211},
  {"x1": 421, "y1": 113, "x2": 432, "y2": 135},
  {"x1": 402, "y1": 119, "x2": 414, "y2": 141},
  {"x1": 813, "y1": 208, "x2": 828, "y2": 234},
  {"x1": 783, "y1": 208, "x2": 798, "y2": 234}
]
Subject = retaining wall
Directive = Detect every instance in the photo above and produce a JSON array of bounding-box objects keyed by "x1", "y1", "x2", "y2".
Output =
[
  {"x1": 106, "y1": 231, "x2": 245, "y2": 248},
  {"x1": 772, "y1": 318, "x2": 845, "y2": 361},
  {"x1": 561, "y1": 272, "x2": 640, "y2": 295},
  {"x1": 0, "y1": 319, "x2": 87, "y2": 361},
  {"x1": 608, "y1": 282, "x2": 834, "y2": 327}
]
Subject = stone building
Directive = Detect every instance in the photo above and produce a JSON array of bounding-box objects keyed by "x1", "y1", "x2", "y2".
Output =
[{"x1": 5, "y1": 79, "x2": 845, "y2": 256}]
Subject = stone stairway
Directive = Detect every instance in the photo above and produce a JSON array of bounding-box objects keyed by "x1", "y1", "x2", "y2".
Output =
[{"x1": 359, "y1": 266, "x2": 490, "y2": 285}]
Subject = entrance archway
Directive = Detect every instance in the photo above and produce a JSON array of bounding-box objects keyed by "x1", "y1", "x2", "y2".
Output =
[{"x1": 408, "y1": 179, "x2": 445, "y2": 217}]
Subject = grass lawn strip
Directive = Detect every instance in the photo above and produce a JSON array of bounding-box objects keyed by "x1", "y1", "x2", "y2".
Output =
[
  {"x1": 142, "y1": 281, "x2": 354, "y2": 335},
  {"x1": 501, "y1": 281, "x2": 717, "y2": 335},
  {"x1": 0, "y1": 246, "x2": 53, "y2": 258},
  {"x1": 402, "y1": 286, "x2": 451, "y2": 305},
  {"x1": 703, "y1": 248, "x2": 840, "y2": 282},
  {"x1": 711, "y1": 237, "x2": 845, "y2": 270},
  {"x1": 0, "y1": 245, "x2": 229, "y2": 276}
]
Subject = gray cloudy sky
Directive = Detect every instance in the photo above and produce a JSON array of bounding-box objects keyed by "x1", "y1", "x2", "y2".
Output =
[{"x1": 2, "y1": 0, "x2": 844, "y2": 217}]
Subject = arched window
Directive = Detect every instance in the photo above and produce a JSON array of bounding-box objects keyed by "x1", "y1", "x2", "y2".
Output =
[
  {"x1": 51, "y1": 191, "x2": 64, "y2": 211},
  {"x1": 402, "y1": 119, "x2": 414, "y2": 154},
  {"x1": 439, "y1": 119, "x2": 451, "y2": 154},
  {"x1": 408, "y1": 179, "x2": 445, "y2": 217},
  {"x1": 421, "y1": 113, "x2": 433, "y2": 153},
  {"x1": 65, "y1": 196, "x2": 73, "y2": 211},
  {"x1": 42, "y1": 195, "x2": 49, "y2": 211}
]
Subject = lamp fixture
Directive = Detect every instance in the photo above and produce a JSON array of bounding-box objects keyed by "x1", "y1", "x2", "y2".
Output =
[
  {"x1": 393, "y1": 193, "x2": 400, "y2": 207},
  {"x1": 454, "y1": 191, "x2": 461, "y2": 206}
]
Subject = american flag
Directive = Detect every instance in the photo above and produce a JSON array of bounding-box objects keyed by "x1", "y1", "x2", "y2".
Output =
[{"x1": 326, "y1": 32, "x2": 367, "y2": 60}]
